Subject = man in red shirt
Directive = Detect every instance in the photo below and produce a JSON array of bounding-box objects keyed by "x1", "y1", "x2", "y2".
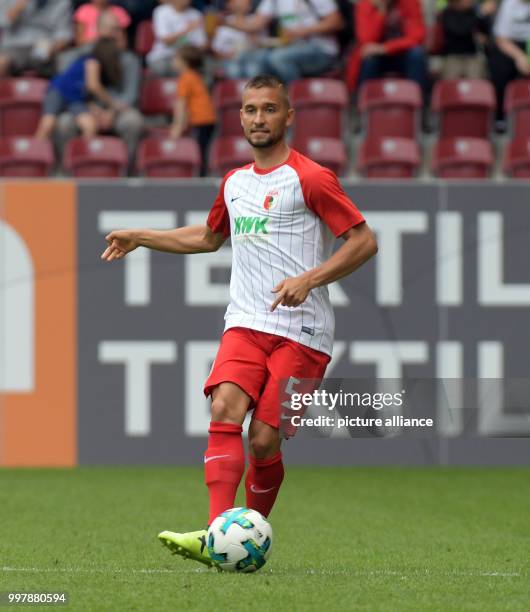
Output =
[{"x1": 346, "y1": 0, "x2": 427, "y2": 94}]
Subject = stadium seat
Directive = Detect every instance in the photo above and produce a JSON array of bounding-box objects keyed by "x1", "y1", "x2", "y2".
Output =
[
  {"x1": 505, "y1": 79, "x2": 530, "y2": 138},
  {"x1": 0, "y1": 78, "x2": 48, "y2": 137},
  {"x1": 432, "y1": 137, "x2": 493, "y2": 178},
  {"x1": 136, "y1": 136, "x2": 201, "y2": 177},
  {"x1": 213, "y1": 79, "x2": 247, "y2": 136},
  {"x1": 292, "y1": 136, "x2": 348, "y2": 176},
  {"x1": 135, "y1": 19, "x2": 154, "y2": 57},
  {"x1": 63, "y1": 136, "x2": 128, "y2": 178},
  {"x1": 358, "y1": 79, "x2": 422, "y2": 139},
  {"x1": 208, "y1": 136, "x2": 253, "y2": 176},
  {"x1": 0, "y1": 137, "x2": 54, "y2": 177},
  {"x1": 431, "y1": 79, "x2": 495, "y2": 139},
  {"x1": 139, "y1": 78, "x2": 177, "y2": 117},
  {"x1": 357, "y1": 137, "x2": 420, "y2": 178},
  {"x1": 503, "y1": 137, "x2": 530, "y2": 178},
  {"x1": 289, "y1": 78, "x2": 348, "y2": 139}
]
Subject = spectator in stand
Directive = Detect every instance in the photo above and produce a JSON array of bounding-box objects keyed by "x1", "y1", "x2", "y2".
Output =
[
  {"x1": 489, "y1": 0, "x2": 530, "y2": 125},
  {"x1": 439, "y1": 0, "x2": 496, "y2": 79},
  {"x1": 346, "y1": 0, "x2": 427, "y2": 94},
  {"x1": 169, "y1": 45, "x2": 216, "y2": 176},
  {"x1": 227, "y1": 0, "x2": 344, "y2": 83},
  {"x1": 211, "y1": 0, "x2": 266, "y2": 79},
  {"x1": 0, "y1": 0, "x2": 73, "y2": 77},
  {"x1": 147, "y1": 0, "x2": 207, "y2": 76},
  {"x1": 56, "y1": 10, "x2": 144, "y2": 161},
  {"x1": 35, "y1": 37, "x2": 125, "y2": 141},
  {"x1": 74, "y1": 0, "x2": 131, "y2": 48}
]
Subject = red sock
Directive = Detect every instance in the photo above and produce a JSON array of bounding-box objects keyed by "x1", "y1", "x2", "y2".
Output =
[
  {"x1": 204, "y1": 421, "x2": 245, "y2": 524},
  {"x1": 245, "y1": 451, "x2": 284, "y2": 517}
]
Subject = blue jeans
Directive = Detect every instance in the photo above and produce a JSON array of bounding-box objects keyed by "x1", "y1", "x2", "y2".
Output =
[
  {"x1": 358, "y1": 46, "x2": 427, "y2": 95},
  {"x1": 231, "y1": 40, "x2": 335, "y2": 83},
  {"x1": 230, "y1": 41, "x2": 335, "y2": 83},
  {"x1": 223, "y1": 48, "x2": 271, "y2": 80}
]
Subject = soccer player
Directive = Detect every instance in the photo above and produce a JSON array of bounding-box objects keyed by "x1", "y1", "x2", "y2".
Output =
[{"x1": 101, "y1": 75, "x2": 378, "y2": 567}]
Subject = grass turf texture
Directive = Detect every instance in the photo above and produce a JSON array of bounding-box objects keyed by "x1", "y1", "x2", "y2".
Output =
[{"x1": 1, "y1": 467, "x2": 529, "y2": 611}]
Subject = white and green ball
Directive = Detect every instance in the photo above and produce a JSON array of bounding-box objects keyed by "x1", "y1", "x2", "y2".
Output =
[{"x1": 207, "y1": 507, "x2": 273, "y2": 572}]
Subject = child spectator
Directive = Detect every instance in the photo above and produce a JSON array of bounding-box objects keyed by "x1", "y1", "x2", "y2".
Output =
[
  {"x1": 346, "y1": 0, "x2": 427, "y2": 94},
  {"x1": 147, "y1": 0, "x2": 207, "y2": 76},
  {"x1": 74, "y1": 1, "x2": 131, "y2": 47},
  {"x1": 169, "y1": 45, "x2": 216, "y2": 176},
  {"x1": 35, "y1": 37, "x2": 126, "y2": 141},
  {"x1": 211, "y1": 0, "x2": 267, "y2": 79},
  {"x1": 439, "y1": 0, "x2": 496, "y2": 79}
]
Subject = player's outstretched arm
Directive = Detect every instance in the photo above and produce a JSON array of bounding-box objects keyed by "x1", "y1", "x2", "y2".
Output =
[
  {"x1": 271, "y1": 223, "x2": 377, "y2": 311},
  {"x1": 101, "y1": 225, "x2": 226, "y2": 261}
]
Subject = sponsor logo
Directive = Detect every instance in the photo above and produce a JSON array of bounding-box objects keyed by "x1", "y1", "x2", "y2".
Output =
[
  {"x1": 234, "y1": 216, "x2": 269, "y2": 235},
  {"x1": 250, "y1": 484, "x2": 276, "y2": 494},
  {"x1": 204, "y1": 454, "x2": 230, "y2": 463},
  {"x1": 263, "y1": 190, "x2": 279, "y2": 210}
]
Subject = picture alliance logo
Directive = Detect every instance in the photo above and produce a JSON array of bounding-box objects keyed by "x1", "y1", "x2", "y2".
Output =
[{"x1": 289, "y1": 390, "x2": 405, "y2": 412}]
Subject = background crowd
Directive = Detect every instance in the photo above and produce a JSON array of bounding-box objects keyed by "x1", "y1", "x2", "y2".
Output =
[{"x1": 0, "y1": 0, "x2": 528, "y2": 175}]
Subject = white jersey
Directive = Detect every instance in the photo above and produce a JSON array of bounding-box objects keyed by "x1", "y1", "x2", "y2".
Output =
[{"x1": 207, "y1": 149, "x2": 364, "y2": 357}]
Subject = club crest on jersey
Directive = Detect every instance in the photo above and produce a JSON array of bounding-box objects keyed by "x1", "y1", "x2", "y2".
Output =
[{"x1": 263, "y1": 190, "x2": 279, "y2": 211}]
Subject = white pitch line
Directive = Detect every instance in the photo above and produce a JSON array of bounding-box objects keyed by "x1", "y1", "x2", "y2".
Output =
[{"x1": 1, "y1": 567, "x2": 523, "y2": 578}]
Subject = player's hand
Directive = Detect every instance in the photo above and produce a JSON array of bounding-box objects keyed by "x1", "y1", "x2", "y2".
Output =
[
  {"x1": 270, "y1": 275, "x2": 312, "y2": 311},
  {"x1": 101, "y1": 230, "x2": 139, "y2": 261}
]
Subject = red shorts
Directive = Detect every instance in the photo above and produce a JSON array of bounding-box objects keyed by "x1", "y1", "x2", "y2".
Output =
[{"x1": 204, "y1": 327, "x2": 330, "y2": 430}]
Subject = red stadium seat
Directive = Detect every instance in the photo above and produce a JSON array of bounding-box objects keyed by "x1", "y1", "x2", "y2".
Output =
[
  {"x1": 292, "y1": 136, "x2": 348, "y2": 176},
  {"x1": 503, "y1": 137, "x2": 530, "y2": 178},
  {"x1": 289, "y1": 78, "x2": 348, "y2": 139},
  {"x1": 208, "y1": 136, "x2": 253, "y2": 176},
  {"x1": 358, "y1": 79, "x2": 422, "y2": 139},
  {"x1": 135, "y1": 20, "x2": 154, "y2": 57},
  {"x1": 357, "y1": 137, "x2": 420, "y2": 178},
  {"x1": 432, "y1": 79, "x2": 495, "y2": 138},
  {"x1": 0, "y1": 78, "x2": 48, "y2": 137},
  {"x1": 213, "y1": 79, "x2": 247, "y2": 136},
  {"x1": 63, "y1": 137, "x2": 128, "y2": 178},
  {"x1": 139, "y1": 78, "x2": 177, "y2": 116},
  {"x1": 0, "y1": 137, "x2": 54, "y2": 176},
  {"x1": 136, "y1": 136, "x2": 201, "y2": 177},
  {"x1": 505, "y1": 79, "x2": 530, "y2": 138},
  {"x1": 432, "y1": 137, "x2": 493, "y2": 178}
]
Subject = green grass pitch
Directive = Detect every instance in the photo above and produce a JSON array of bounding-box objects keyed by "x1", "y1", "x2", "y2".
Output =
[{"x1": 1, "y1": 467, "x2": 529, "y2": 611}]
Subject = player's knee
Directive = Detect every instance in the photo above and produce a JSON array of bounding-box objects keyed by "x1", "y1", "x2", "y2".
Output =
[
  {"x1": 210, "y1": 395, "x2": 242, "y2": 424},
  {"x1": 249, "y1": 433, "x2": 278, "y2": 459}
]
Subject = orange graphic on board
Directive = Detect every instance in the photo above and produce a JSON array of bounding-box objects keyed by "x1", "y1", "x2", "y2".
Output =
[{"x1": 0, "y1": 182, "x2": 77, "y2": 466}]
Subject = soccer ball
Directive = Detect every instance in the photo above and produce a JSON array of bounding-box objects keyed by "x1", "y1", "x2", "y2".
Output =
[{"x1": 207, "y1": 507, "x2": 273, "y2": 572}]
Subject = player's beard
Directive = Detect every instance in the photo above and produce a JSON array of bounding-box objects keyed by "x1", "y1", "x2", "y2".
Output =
[{"x1": 245, "y1": 128, "x2": 284, "y2": 149}]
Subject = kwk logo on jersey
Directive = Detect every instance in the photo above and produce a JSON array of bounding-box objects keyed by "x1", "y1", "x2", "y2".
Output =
[
  {"x1": 263, "y1": 190, "x2": 279, "y2": 210},
  {"x1": 234, "y1": 216, "x2": 270, "y2": 243},
  {"x1": 234, "y1": 216, "x2": 269, "y2": 235}
]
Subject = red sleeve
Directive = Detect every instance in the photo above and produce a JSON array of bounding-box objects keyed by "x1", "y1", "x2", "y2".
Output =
[
  {"x1": 383, "y1": 0, "x2": 426, "y2": 55},
  {"x1": 355, "y1": 0, "x2": 386, "y2": 45},
  {"x1": 300, "y1": 168, "x2": 365, "y2": 237},
  {"x1": 206, "y1": 171, "x2": 233, "y2": 238}
]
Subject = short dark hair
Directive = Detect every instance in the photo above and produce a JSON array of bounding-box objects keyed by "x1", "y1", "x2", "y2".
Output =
[
  {"x1": 178, "y1": 45, "x2": 204, "y2": 71},
  {"x1": 243, "y1": 74, "x2": 291, "y2": 108}
]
